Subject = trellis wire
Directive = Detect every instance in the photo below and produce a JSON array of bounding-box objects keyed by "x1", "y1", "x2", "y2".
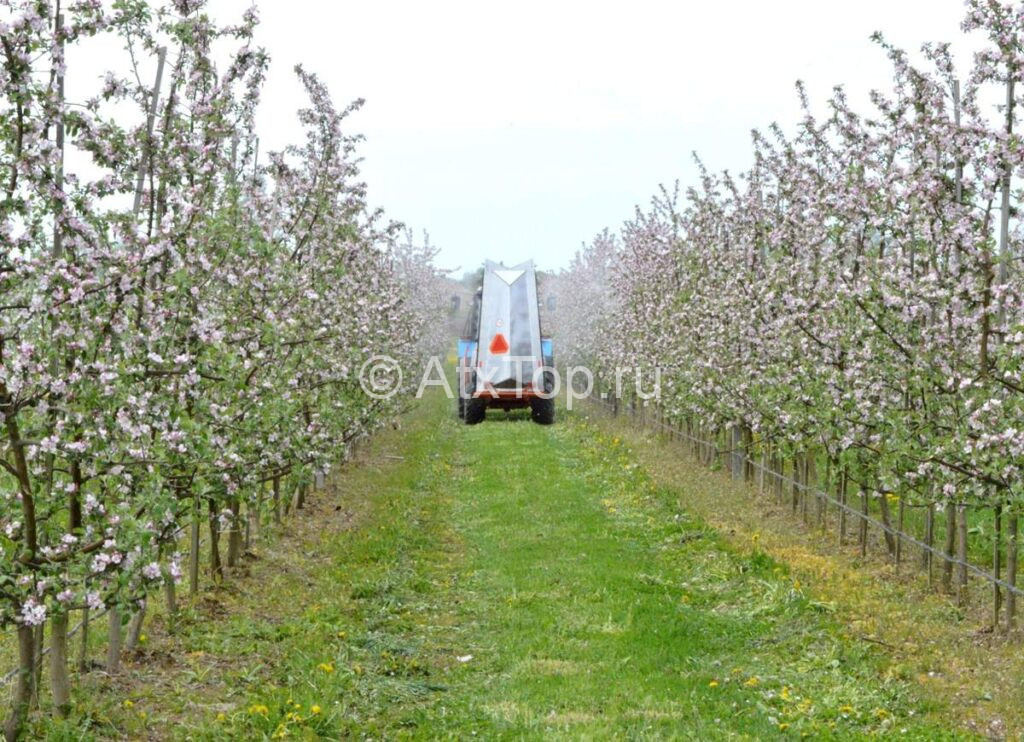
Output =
[{"x1": 589, "y1": 395, "x2": 1024, "y2": 599}]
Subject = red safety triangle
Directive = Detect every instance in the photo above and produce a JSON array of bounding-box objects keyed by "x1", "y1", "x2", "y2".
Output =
[{"x1": 489, "y1": 333, "x2": 510, "y2": 354}]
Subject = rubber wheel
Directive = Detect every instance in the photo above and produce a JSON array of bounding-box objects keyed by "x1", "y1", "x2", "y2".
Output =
[
  {"x1": 464, "y1": 397, "x2": 487, "y2": 425},
  {"x1": 530, "y1": 396, "x2": 555, "y2": 425}
]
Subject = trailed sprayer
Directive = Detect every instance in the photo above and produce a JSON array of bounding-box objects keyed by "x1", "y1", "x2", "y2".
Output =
[{"x1": 457, "y1": 260, "x2": 554, "y2": 425}]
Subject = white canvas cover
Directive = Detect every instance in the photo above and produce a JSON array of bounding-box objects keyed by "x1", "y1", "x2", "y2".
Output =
[{"x1": 475, "y1": 260, "x2": 542, "y2": 392}]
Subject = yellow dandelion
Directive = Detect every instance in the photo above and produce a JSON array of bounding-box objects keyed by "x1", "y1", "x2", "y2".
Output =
[
  {"x1": 780, "y1": 686, "x2": 791, "y2": 701},
  {"x1": 744, "y1": 676, "x2": 760, "y2": 687},
  {"x1": 122, "y1": 699, "x2": 134, "y2": 709},
  {"x1": 779, "y1": 722, "x2": 790, "y2": 731},
  {"x1": 709, "y1": 680, "x2": 719, "y2": 688},
  {"x1": 138, "y1": 633, "x2": 147, "y2": 644},
  {"x1": 317, "y1": 662, "x2": 335, "y2": 673},
  {"x1": 839, "y1": 705, "x2": 855, "y2": 715},
  {"x1": 311, "y1": 705, "x2": 322, "y2": 715},
  {"x1": 216, "y1": 712, "x2": 227, "y2": 722},
  {"x1": 336, "y1": 631, "x2": 347, "y2": 639},
  {"x1": 248, "y1": 704, "x2": 269, "y2": 716}
]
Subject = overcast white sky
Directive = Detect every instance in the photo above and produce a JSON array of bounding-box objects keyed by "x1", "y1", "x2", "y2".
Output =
[{"x1": 209, "y1": 1, "x2": 977, "y2": 273}]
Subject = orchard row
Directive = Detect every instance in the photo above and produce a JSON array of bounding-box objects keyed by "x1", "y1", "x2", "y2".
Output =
[
  {"x1": 552, "y1": 1, "x2": 1024, "y2": 625},
  {"x1": 0, "y1": 1, "x2": 444, "y2": 738}
]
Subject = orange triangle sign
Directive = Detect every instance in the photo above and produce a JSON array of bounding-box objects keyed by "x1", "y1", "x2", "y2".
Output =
[{"x1": 489, "y1": 333, "x2": 510, "y2": 354}]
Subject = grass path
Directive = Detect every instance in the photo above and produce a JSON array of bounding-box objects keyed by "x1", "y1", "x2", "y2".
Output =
[{"x1": 36, "y1": 392, "x2": 964, "y2": 739}]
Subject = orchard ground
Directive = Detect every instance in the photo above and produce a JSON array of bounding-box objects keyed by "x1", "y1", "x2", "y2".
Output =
[{"x1": 9, "y1": 389, "x2": 1020, "y2": 739}]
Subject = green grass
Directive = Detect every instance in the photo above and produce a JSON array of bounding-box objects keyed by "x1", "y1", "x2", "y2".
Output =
[{"x1": 26, "y1": 392, "x2": 966, "y2": 739}]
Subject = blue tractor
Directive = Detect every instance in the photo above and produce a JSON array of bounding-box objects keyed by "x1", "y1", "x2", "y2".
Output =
[{"x1": 457, "y1": 261, "x2": 554, "y2": 425}]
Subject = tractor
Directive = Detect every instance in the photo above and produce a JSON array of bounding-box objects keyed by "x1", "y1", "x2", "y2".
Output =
[{"x1": 457, "y1": 260, "x2": 554, "y2": 425}]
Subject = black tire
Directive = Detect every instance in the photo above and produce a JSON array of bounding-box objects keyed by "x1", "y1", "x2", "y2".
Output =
[
  {"x1": 530, "y1": 396, "x2": 555, "y2": 425},
  {"x1": 464, "y1": 397, "x2": 487, "y2": 425}
]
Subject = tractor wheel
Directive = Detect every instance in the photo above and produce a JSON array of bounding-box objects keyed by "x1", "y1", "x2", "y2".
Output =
[
  {"x1": 464, "y1": 397, "x2": 487, "y2": 425},
  {"x1": 530, "y1": 396, "x2": 555, "y2": 425}
]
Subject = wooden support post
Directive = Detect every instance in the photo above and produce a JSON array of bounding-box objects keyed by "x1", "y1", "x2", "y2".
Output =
[
  {"x1": 1006, "y1": 513, "x2": 1018, "y2": 632},
  {"x1": 925, "y1": 505, "x2": 935, "y2": 587},
  {"x1": 993, "y1": 505, "x2": 1003, "y2": 629},
  {"x1": 957, "y1": 504, "x2": 969, "y2": 605},
  {"x1": 132, "y1": 46, "x2": 167, "y2": 215},
  {"x1": 895, "y1": 497, "x2": 905, "y2": 572}
]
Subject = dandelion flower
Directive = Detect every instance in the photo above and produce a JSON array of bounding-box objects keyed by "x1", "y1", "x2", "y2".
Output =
[
  {"x1": 709, "y1": 680, "x2": 719, "y2": 688},
  {"x1": 317, "y1": 662, "x2": 334, "y2": 673},
  {"x1": 744, "y1": 676, "x2": 760, "y2": 687},
  {"x1": 311, "y1": 705, "x2": 322, "y2": 715}
]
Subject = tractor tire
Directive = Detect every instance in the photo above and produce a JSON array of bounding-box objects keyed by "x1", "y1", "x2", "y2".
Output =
[
  {"x1": 530, "y1": 396, "x2": 555, "y2": 425},
  {"x1": 464, "y1": 397, "x2": 487, "y2": 425}
]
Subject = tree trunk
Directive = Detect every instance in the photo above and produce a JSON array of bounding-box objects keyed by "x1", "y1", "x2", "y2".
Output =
[
  {"x1": 838, "y1": 468, "x2": 847, "y2": 545},
  {"x1": 31, "y1": 623, "x2": 43, "y2": 709},
  {"x1": 125, "y1": 601, "x2": 146, "y2": 651},
  {"x1": 743, "y1": 426, "x2": 754, "y2": 483},
  {"x1": 106, "y1": 607, "x2": 121, "y2": 673},
  {"x1": 49, "y1": 612, "x2": 71, "y2": 718},
  {"x1": 208, "y1": 498, "x2": 223, "y2": 583},
  {"x1": 877, "y1": 492, "x2": 896, "y2": 557},
  {"x1": 791, "y1": 454, "x2": 801, "y2": 514},
  {"x1": 164, "y1": 571, "x2": 178, "y2": 633},
  {"x1": 993, "y1": 506, "x2": 1003, "y2": 629},
  {"x1": 77, "y1": 607, "x2": 89, "y2": 673},
  {"x1": 895, "y1": 497, "x2": 905, "y2": 571},
  {"x1": 244, "y1": 499, "x2": 253, "y2": 550},
  {"x1": 189, "y1": 493, "x2": 200, "y2": 597},
  {"x1": 272, "y1": 475, "x2": 281, "y2": 525},
  {"x1": 227, "y1": 497, "x2": 242, "y2": 568},
  {"x1": 4, "y1": 625, "x2": 35, "y2": 742},
  {"x1": 1006, "y1": 514, "x2": 1018, "y2": 632},
  {"x1": 730, "y1": 426, "x2": 743, "y2": 480},
  {"x1": 957, "y1": 504, "x2": 969, "y2": 605},
  {"x1": 943, "y1": 502, "x2": 956, "y2": 593},
  {"x1": 819, "y1": 456, "x2": 830, "y2": 530},
  {"x1": 859, "y1": 488, "x2": 868, "y2": 557},
  {"x1": 774, "y1": 454, "x2": 783, "y2": 504},
  {"x1": 922, "y1": 505, "x2": 934, "y2": 582}
]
